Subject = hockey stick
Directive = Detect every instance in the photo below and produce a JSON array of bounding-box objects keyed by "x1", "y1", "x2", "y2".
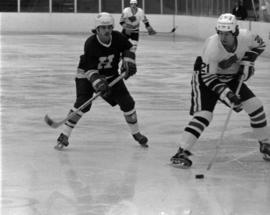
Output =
[
  {"x1": 140, "y1": 26, "x2": 177, "y2": 35},
  {"x1": 207, "y1": 75, "x2": 245, "y2": 170},
  {"x1": 170, "y1": 26, "x2": 178, "y2": 33},
  {"x1": 154, "y1": 26, "x2": 178, "y2": 35},
  {"x1": 44, "y1": 72, "x2": 126, "y2": 129}
]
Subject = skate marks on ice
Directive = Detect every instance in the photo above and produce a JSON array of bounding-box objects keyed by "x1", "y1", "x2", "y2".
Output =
[
  {"x1": 170, "y1": 138, "x2": 270, "y2": 215},
  {"x1": 1, "y1": 34, "x2": 270, "y2": 215},
  {"x1": 44, "y1": 148, "x2": 144, "y2": 215}
]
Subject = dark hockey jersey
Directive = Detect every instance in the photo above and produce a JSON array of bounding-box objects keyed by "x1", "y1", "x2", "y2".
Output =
[{"x1": 77, "y1": 31, "x2": 133, "y2": 79}]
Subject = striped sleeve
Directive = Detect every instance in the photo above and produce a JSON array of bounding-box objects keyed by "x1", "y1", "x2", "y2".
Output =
[
  {"x1": 200, "y1": 73, "x2": 229, "y2": 96},
  {"x1": 123, "y1": 50, "x2": 136, "y2": 63}
]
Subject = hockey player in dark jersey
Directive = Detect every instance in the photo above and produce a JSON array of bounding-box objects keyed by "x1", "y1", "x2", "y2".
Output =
[
  {"x1": 170, "y1": 13, "x2": 270, "y2": 168},
  {"x1": 56, "y1": 12, "x2": 148, "y2": 149}
]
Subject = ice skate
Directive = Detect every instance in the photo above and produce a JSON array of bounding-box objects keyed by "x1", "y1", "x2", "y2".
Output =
[
  {"x1": 55, "y1": 133, "x2": 69, "y2": 150},
  {"x1": 133, "y1": 132, "x2": 148, "y2": 148},
  {"x1": 259, "y1": 140, "x2": 270, "y2": 161},
  {"x1": 170, "y1": 147, "x2": 193, "y2": 169}
]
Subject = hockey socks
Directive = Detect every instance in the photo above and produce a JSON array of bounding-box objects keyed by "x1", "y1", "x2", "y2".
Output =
[
  {"x1": 62, "y1": 108, "x2": 84, "y2": 137},
  {"x1": 124, "y1": 109, "x2": 148, "y2": 147},
  {"x1": 124, "y1": 109, "x2": 139, "y2": 135}
]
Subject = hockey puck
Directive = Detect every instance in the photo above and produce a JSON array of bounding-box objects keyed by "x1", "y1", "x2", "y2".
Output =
[{"x1": 195, "y1": 174, "x2": 204, "y2": 179}]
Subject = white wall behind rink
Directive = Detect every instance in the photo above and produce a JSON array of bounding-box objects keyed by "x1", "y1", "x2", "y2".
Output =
[{"x1": 1, "y1": 13, "x2": 269, "y2": 56}]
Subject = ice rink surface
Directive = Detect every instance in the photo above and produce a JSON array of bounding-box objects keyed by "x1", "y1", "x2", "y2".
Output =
[{"x1": 1, "y1": 33, "x2": 270, "y2": 215}]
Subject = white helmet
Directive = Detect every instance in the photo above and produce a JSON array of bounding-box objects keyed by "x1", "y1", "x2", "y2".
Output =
[
  {"x1": 94, "y1": 12, "x2": 114, "y2": 29},
  {"x1": 216, "y1": 13, "x2": 238, "y2": 34},
  {"x1": 130, "y1": 0, "x2": 137, "y2": 4}
]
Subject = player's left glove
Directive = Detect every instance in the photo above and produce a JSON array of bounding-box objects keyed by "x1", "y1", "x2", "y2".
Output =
[
  {"x1": 121, "y1": 60, "x2": 137, "y2": 80},
  {"x1": 146, "y1": 26, "x2": 156, "y2": 35},
  {"x1": 121, "y1": 50, "x2": 137, "y2": 80},
  {"x1": 238, "y1": 50, "x2": 258, "y2": 81},
  {"x1": 238, "y1": 61, "x2": 255, "y2": 81}
]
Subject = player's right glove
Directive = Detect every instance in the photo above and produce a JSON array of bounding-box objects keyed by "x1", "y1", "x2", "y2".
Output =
[
  {"x1": 89, "y1": 73, "x2": 110, "y2": 97},
  {"x1": 146, "y1": 26, "x2": 156, "y2": 35},
  {"x1": 220, "y1": 88, "x2": 242, "y2": 112},
  {"x1": 238, "y1": 50, "x2": 258, "y2": 81}
]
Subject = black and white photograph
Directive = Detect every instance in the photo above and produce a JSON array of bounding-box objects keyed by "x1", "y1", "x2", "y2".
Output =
[{"x1": 1, "y1": 0, "x2": 270, "y2": 214}]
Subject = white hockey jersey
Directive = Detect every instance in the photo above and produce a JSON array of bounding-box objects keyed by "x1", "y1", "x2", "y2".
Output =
[
  {"x1": 202, "y1": 29, "x2": 265, "y2": 81},
  {"x1": 199, "y1": 29, "x2": 265, "y2": 96},
  {"x1": 120, "y1": 7, "x2": 149, "y2": 31}
]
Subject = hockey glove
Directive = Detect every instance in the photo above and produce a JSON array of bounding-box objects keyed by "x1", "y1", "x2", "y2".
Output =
[
  {"x1": 220, "y1": 88, "x2": 242, "y2": 112},
  {"x1": 121, "y1": 60, "x2": 137, "y2": 80},
  {"x1": 238, "y1": 50, "x2": 257, "y2": 81},
  {"x1": 238, "y1": 61, "x2": 255, "y2": 81},
  {"x1": 90, "y1": 73, "x2": 110, "y2": 97},
  {"x1": 121, "y1": 50, "x2": 137, "y2": 80},
  {"x1": 146, "y1": 26, "x2": 156, "y2": 35}
]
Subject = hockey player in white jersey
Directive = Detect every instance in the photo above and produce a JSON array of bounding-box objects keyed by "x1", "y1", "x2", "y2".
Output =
[
  {"x1": 170, "y1": 13, "x2": 270, "y2": 168},
  {"x1": 120, "y1": 0, "x2": 156, "y2": 52}
]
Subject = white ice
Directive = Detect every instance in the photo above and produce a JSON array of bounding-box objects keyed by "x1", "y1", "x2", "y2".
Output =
[{"x1": 1, "y1": 34, "x2": 270, "y2": 215}]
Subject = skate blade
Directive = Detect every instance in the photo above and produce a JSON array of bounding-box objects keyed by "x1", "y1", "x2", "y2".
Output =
[
  {"x1": 170, "y1": 161, "x2": 191, "y2": 169},
  {"x1": 137, "y1": 137, "x2": 148, "y2": 148},
  {"x1": 170, "y1": 164, "x2": 190, "y2": 169},
  {"x1": 139, "y1": 143, "x2": 149, "y2": 148},
  {"x1": 54, "y1": 143, "x2": 65, "y2": 151},
  {"x1": 263, "y1": 155, "x2": 270, "y2": 161}
]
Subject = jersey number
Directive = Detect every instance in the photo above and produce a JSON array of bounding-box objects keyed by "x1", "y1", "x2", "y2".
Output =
[
  {"x1": 200, "y1": 63, "x2": 209, "y2": 73},
  {"x1": 98, "y1": 55, "x2": 114, "y2": 70},
  {"x1": 194, "y1": 56, "x2": 209, "y2": 73}
]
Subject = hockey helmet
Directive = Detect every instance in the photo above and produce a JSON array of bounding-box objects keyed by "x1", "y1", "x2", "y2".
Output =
[
  {"x1": 94, "y1": 12, "x2": 114, "y2": 29},
  {"x1": 216, "y1": 13, "x2": 239, "y2": 36},
  {"x1": 130, "y1": 0, "x2": 137, "y2": 4}
]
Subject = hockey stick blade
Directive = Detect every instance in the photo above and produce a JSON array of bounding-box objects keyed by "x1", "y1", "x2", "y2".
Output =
[
  {"x1": 44, "y1": 114, "x2": 65, "y2": 128},
  {"x1": 44, "y1": 91, "x2": 102, "y2": 129},
  {"x1": 44, "y1": 72, "x2": 126, "y2": 129},
  {"x1": 207, "y1": 155, "x2": 216, "y2": 170},
  {"x1": 170, "y1": 26, "x2": 178, "y2": 33}
]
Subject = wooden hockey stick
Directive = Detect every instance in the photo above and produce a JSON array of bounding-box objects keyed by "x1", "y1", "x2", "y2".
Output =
[
  {"x1": 170, "y1": 26, "x2": 178, "y2": 33},
  {"x1": 154, "y1": 26, "x2": 178, "y2": 35},
  {"x1": 207, "y1": 75, "x2": 245, "y2": 170},
  {"x1": 44, "y1": 72, "x2": 126, "y2": 129},
  {"x1": 140, "y1": 26, "x2": 177, "y2": 35}
]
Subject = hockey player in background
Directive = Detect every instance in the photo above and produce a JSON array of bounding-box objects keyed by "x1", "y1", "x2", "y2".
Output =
[
  {"x1": 170, "y1": 13, "x2": 269, "y2": 168},
  {"x1": 120, "y1": 0, "x2": 156, "y2": 52},
  {"x1": 56, "y1": 12, "x2": 148, "y2": 150}
]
